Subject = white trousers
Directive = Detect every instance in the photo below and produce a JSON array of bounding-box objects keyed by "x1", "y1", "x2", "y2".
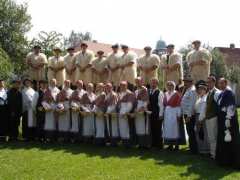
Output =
[{"x1": 205, "y1": 117, "x2": 218, "y2": 158}]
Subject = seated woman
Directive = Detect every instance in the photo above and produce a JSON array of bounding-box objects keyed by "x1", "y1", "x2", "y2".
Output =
[{"x1": 163, "y1": 81, "x2": 182, "y2": 151}]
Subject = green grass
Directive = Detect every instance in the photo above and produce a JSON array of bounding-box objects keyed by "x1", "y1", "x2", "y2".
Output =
[{"x1": 0, "y1": 111, "x2": 239, "y2": 180}]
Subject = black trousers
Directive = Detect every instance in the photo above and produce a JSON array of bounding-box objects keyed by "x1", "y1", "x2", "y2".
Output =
[
  {"x1": 22, "y1": 111, "x2": 36, "y2": 140},
  {"x1": 184, "y1": 115, "x2": 198, "y2": 154},
  {"x1": 8, "y1": 115, "x2": 21, "y2": 140},
  {"x1": 36, "y1": 111, "x2": 45, "y2": 140},
  {"x1": 150, "y1": 115, "x2": 163, "y2": 148},
  {"x1": 0, "y1": 106, "x2": 8, "y2": 139}
]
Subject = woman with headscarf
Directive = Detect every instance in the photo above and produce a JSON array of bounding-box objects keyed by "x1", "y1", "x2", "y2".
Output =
[{"x1": 163, "y1": 81, "x2": 182, "y2": 151}]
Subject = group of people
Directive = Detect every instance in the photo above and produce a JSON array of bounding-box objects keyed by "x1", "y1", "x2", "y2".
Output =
[{"x1": 0, "y1": 40, "x2": 239, "y2": 170}]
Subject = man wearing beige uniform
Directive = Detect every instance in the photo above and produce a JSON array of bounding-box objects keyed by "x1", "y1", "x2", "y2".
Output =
[
  {"x1": 106, "y1": 44, "x2": 122, "y2": 88},
  {"x1": 161, "y1": 44, "x2": 183, "y2": 87},
  {"x1": 186, "y1": 40, "x2": 212, "y2": 83},
  {"x1": 64, "y1": 47, "x2": 77, "y2": 88},
  {"x1": 119, "y1": 45, "x2": 137, "y2": 90},
  {"x1": 91, "y1": 50, "x2": 109, "y2": 85},
  {"x1": 47, "y1": 47, "x2": 65, "y2": 88},
  {"x1": 74, "y1": 43, "x2": 94, "y2": 85},
  {"x1": 138, "y1": 46, "x2": 160, "y2": 86},
  {"x1": 26, "y1": 45, "x2": 48, "y2": 89}
]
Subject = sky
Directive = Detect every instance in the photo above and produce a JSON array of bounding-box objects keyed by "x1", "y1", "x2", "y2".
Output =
[{"x1": 17, "y1": 0, "x2": 240, "y2": 50}]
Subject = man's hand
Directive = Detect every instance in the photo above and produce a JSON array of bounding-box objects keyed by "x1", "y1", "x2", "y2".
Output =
[{"x1": 185, "y1": 116, "x2": 191, "y2": 123}]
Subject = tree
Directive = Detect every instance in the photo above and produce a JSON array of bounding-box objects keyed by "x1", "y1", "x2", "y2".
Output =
[
  {"x1": 29, "y1": 31, "x2": 64, "y2": 57},
  {"x1": 0, "y1": 47, "x2": 13, "y2": 80},
  {"x1": 210, "y1": 48, "x2": 228, "y2": 79},
  {"x1": 0, "y1": 0, "x2": 31, "y2": 74},
  {"x1": 64, "y1": 30, "x2": 92, "y2": 48}
]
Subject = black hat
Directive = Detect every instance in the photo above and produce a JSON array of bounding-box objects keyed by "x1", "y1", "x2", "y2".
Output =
[
  {"x1": 192, "y1": 40, "x2": 201, "y2": 45},
  {"x1": 33, "y1": 45, "x2": 41, "y2": 49},
  {"x1": 121, "y1": 44, "x2": 129, "y2": 49},
  {"x1": 23, "y1": 78, "x2": 32, "y2": 85},
  {"x1": 53, "y1": 47, "x2": 62, "y2": 52},
  {"x1": 166, "y1": 44, "x2": 175, "y2": 48},
  {"x1": 111, "y1": 44, "x2": 119, "y2": 49},
  {"x1": 97, "y1": 50, "x2": 104, "y2": 55},
  {"x1": 80, "y1": 42, "x2": 88, "y2": 47},
  {"x1": 67, "y1": 47, "x2": 75, "y2": 51},
  {"x1": 144, "y1": 46, "x2": 152, "y2": 50},
  {"x1": 183, "y1": 74, "x2": 193, "y2": 82}
]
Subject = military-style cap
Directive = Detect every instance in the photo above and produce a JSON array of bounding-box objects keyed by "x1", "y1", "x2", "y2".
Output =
[
  {"x1": 67, "y1": 47, "x2": 75, "y2": 51},
  {"x1": 111, "y1": 44, "x2": 119, "y2": 49}
]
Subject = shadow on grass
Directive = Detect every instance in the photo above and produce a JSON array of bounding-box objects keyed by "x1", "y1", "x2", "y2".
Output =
[{"x1": 0, "y1": 141, "x2": 237, "y2": 179}]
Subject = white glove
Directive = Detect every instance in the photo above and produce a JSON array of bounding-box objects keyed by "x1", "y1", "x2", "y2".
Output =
[
  {"x1": 225, "y1": 119, "x2": 231, "y2": 128},
  {"x1": 224, "y1": 130, "x2": 232, "y2": 142}
]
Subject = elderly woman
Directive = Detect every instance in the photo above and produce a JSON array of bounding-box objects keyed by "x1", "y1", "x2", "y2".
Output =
[
  {"x1": 163, "y1": 81, "x2": 182, "y2": 151},
  {"x1": 194, "y1": 83, "x2": 210, "y2": 155}
]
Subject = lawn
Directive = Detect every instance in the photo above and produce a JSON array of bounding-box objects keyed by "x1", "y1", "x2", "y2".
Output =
[{"x1": 0, "y1": 111, "x2": 239, "y2": 180}]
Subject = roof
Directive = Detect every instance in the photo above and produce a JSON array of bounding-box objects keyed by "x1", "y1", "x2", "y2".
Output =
[
  {"x1": 215, "y1": 47, "x2": 240, "y2": 65},
  {"x1": 75, "y1": 41, "x2": 145, "y2": 56}
]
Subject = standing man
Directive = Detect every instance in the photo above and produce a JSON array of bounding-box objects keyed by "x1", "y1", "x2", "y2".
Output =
[
  {"x1": 47, "y1": 47, "x2": 65, "y2": 88},
  {"x1": 7, "y1": 78, "x2": 23, "y2": 141},
  {"x1": 187, "y1": 40, "x2": 212, "y2": 82},
  {"x1": 0, "y1": 79, "x2": 8, "y2": 142},
  {"x1": 216, "y1": 78, "x2": 240, "y2": 169},
  {"x1": 64, "y1": 47, "x2": 77, "y2": 88},
  {"x1": 26, "y1": 45, "x2": 48, "y2": 89},
  {"x1": 181, "y1": 75, "x2": 198, "y2": 154},
  {"x1": 148, "y1": 78, "x2": 164, "y2": 149},
  {"x1": 161, "y1": 44, "x2": 183, "y2": 87},
  {"x1": 205, "y1": 76, "x2": 221, "y2": 159},
  {"x1": 91, "y1": 51, "x2": 109, "y2": 85},
  {"x1": 106, "y1": 44, "x2": 122, "y2": 89},
  {"x1": 74, "y1": 42, "x2": 94, "y2": 85},
  {"x1": 119, "y1": 45, "x2": 137, "y2": 90},
  {"x1": 138, "y1": 46, "x2": 160, "y2": 87}
]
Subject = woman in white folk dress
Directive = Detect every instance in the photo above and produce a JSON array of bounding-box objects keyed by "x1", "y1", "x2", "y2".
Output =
[{"x1": 163, "y1": 81, "x2": 182, "y2": 151}]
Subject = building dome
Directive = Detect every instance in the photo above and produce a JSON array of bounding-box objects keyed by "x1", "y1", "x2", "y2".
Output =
[{"x1": 156, "y1": 39, "x2": 167, "y2": 50}]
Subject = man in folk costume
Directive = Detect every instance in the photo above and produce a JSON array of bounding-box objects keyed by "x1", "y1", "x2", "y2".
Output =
[
  {"x1": 186, "y1": 40, "x2": 212, "y2": 83},
  {"x1": 105, "y1": 83, "x2": 119, "y2": 146},
  {"x1": 47, "y1": 47, "x2": 66, "y2": 88},
  {"x1": 0, "y1": 80, "x2": 8, "y2": 142},
  {"x1": 137, "y1": 46, "x2": 160, "y2": 87},
  {"x1": 216, "y1": 78, "x2": 240, "y2": 169},
  {"x1": 91, "y1": 51, "x2": 109, "y2": 85},
  {"x1": 22, "y1": 78, "x2": 38, "y2": 141},
  {"x1": 42, "y1": 79, "x2": 60, "y2": 142},
  {"x1": 119, "y1": 45, "x2": 138, "y2": 91},
  {"x1": 106, "y1": 44, "x2": 122, "y2": 89},
  {"x1": 181, "y1": 75, "x2": 198, "y2": 154},
  {"x1": 161, "y1": 44, "x2": 183, "y2": 87},
  {"x1": 194, "y1": 83, "x2": 210, "y2": 155},
  {"x1": 163, "y1": 81, "x2": 182, "y2": 151},
  {"x1": 74, "y1": 42, "x2": 94, "y2": 85},
  {"x1": 25, "y1": 45, "x2": 48, "y2": 89},
  {"x1": 56, "y1": 80, "x2": 73, "y2": 142},
  {"x1": 7, "y1": 78, "x2": 22, "y2": 141},
  {"x1": 118, "y1": 81, "x2": 136, "y2": 147},
  {"x1": 148, "y1": 78, "x2": 164, "y2": 148},
  {"x1": 205, "y1": 76, "x2": 221, "y2": 159},
  {"x1": 35, "y1": 80, "x2": 48, "y2": 142},
  {"x1": 80, "y1": 83, "x2": 96, "y2": 143},
  {"x1": 93, "y1": 83, "x2": 107, "y2": 145},
  {"x1": 69, "y1": 80, "x2": 86, "y2": 142},
  {"x1": 64, "y1": 47, "x2": 77, "y2": 88},
  {"x1": 134, "y1": 77, "x2": 151, "y2": 148}
]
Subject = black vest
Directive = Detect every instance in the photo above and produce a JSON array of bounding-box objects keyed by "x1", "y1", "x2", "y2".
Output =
[{"x1": 205, "y1": 88, "x2": 218, "y2": 119}]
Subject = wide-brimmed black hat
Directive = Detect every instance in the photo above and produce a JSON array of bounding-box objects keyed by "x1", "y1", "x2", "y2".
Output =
[
  {"x1": 192, "y1": 40, "x2": 201, "y2": 45},
  {"x1": 121, "y1": 44, "x2": 129, "y2": 49},
  {"x1": 33, "y1": 45, "x2": 41, "y2": 49},
  {"x1": 67, "y1": 47, "x2": 75, "y2": 51},
  {"x1": 111, "y1": 44, "x2": 119, "y2": 49},
  {"x1": 166, "y1": 44, "x2": 175, "y2": 48},
  {"x1": 144, "y1": 46, "x2": 152, "y2": 50}
]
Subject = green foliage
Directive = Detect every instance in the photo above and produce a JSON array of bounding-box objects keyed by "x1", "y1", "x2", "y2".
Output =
[
  {"x1": 227, "y1": 65, "x2": 240, "y2": 83},
  {"x1": 29, "y1": 31, "x2": 64, "y2": 57},
  {"x1": 0, "y1": 0, "x2": 32, "y2": 74},
  {"x1": 210, "y1": 49, "x2": 228, "y2": 79},
  {"x1": 64, "y1": 30, "x2": 92, "y2": 48},
  {"x1": 0, "y1": 47, "x2": 13, "y2": 80}
]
